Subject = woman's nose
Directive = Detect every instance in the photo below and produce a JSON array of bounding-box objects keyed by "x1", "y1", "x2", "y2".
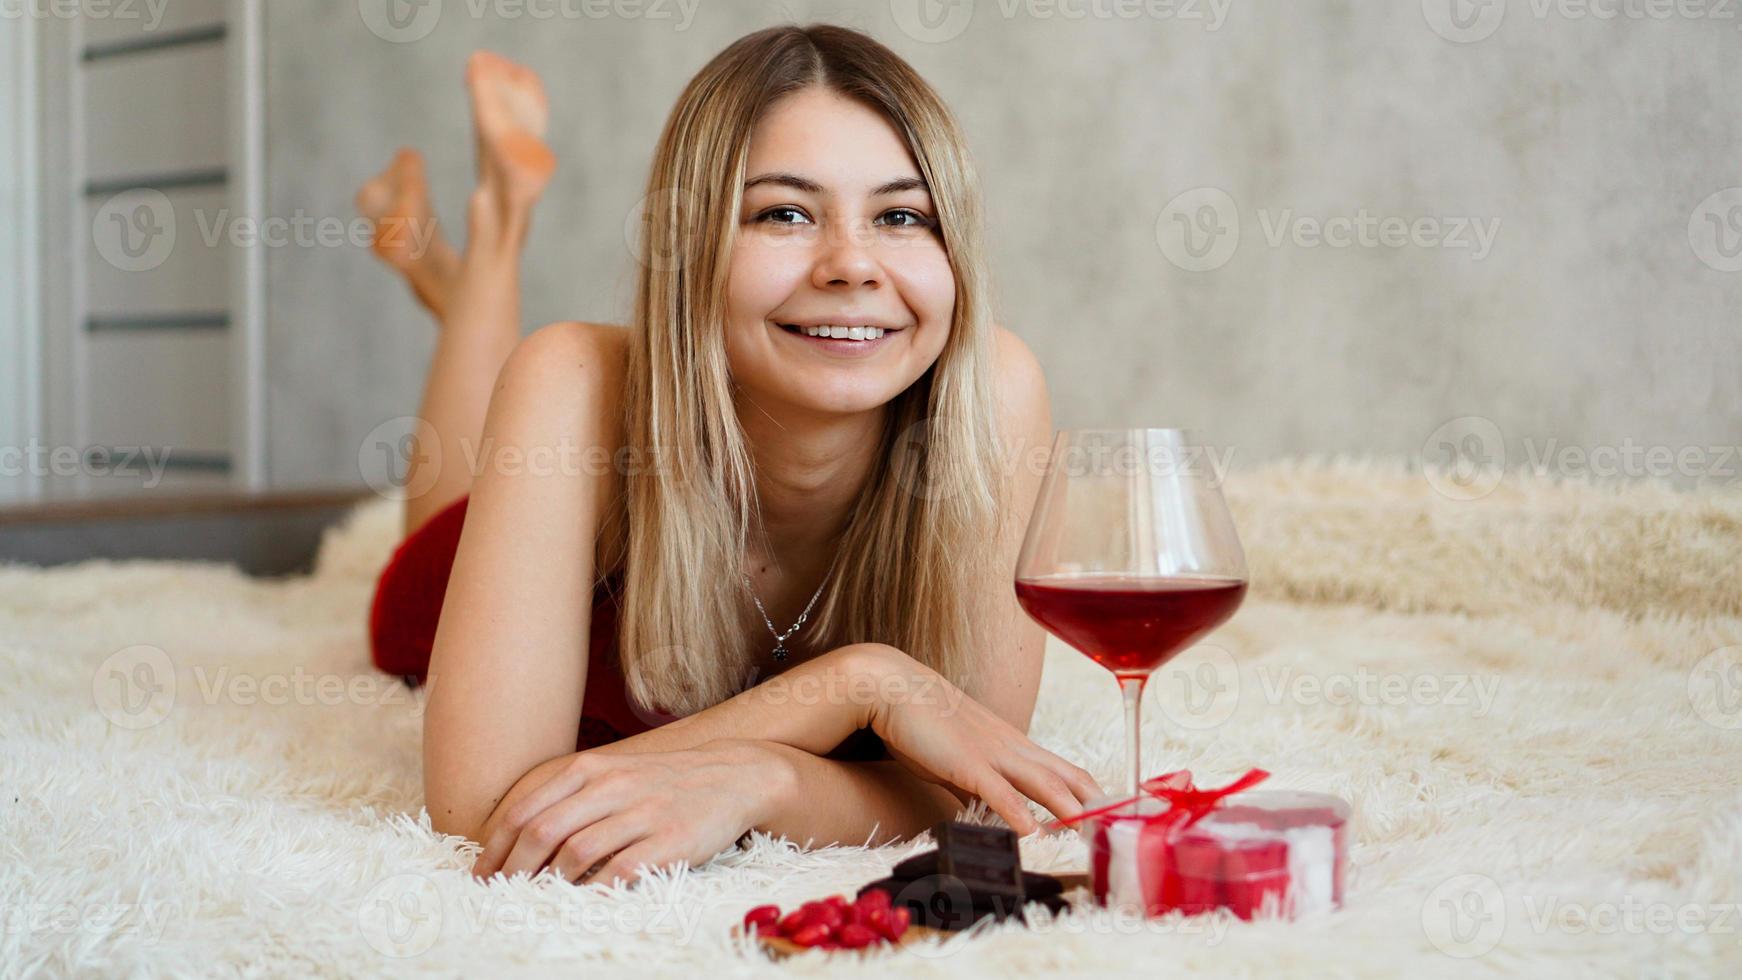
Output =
[{"x1": 810, "y1": 220, "x2": 884, "y2": 289}]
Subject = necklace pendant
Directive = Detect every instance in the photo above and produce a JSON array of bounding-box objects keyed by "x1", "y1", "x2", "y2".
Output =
[{"x1": 772, "y1": 643, "x2": 788, "y2": 663}]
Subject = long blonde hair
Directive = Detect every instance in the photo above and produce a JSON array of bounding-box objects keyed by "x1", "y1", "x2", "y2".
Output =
[{"x1": 615, "y1": 24, "x2": 1007, "y2": 717}]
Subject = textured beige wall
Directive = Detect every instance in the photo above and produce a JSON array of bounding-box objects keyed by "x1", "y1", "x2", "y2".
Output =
[{"x1": 264, "y1": 0, "x2": 1742, "y2": 490}]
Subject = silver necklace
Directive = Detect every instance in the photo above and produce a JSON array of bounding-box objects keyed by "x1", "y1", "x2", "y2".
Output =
[{"x1": 743, "y1": 560, "x2": 835, "y2": 663}]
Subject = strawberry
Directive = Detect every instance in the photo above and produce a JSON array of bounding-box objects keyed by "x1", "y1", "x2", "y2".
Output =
[
  {"x1": 883, "y1": 905, "x2": 910, "y2": 940},
  {"x1": 742, "y1": 904, "x2": 781, "y2": 934},
  {"x1": 810, "y1": 904, "x2": 845, "y2": 933},
  {"x1": 837, "y1": 923, "x2": 879, "y2": 948},
  {"x1": 778, "y1": 909, "x2": 811, "y2": 935},
  {"x1": 789, "y1": 923, "x2": 832, "y2": 948}
]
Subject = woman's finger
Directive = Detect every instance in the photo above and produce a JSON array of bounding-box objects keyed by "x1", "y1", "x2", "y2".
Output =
[
  {"x1": 1038, "y1": 751, "x2": 1105, "y2": 805},
  {"x1": 475, "y1": 755, "x2": 603, "y2": 876},
  {"x1": 551, "y1": 814, "x2": 648, "y2": 884},
  {"x1": 1004, "y1": 756, "x2": 1085, "y2": 826},
  {"x1": 585, "y1": 837, "x2": 667, "y2": 888},
  {"x1": 969, "y1": 766, "x2": 1042, "y2": 836},
  {"x1": 497, "y1": 779, "x2": 629, "y2": 878},
  {"x1": 998, "y1": 734, "x2": 1105, "y2": 811}
]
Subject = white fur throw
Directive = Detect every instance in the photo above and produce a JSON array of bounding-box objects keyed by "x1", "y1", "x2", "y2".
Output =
[{"x1": 2, "y1": 460, "x2": 1738, "y2": 977}]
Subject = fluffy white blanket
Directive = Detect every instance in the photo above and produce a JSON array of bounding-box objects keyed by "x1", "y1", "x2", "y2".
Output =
[{"x1": 3, "y1": 461, "x2": 1739, "y2": 977}]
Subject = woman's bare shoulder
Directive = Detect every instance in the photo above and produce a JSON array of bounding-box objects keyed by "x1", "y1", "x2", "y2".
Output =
[
  {"x1": 494, "y1": 322, "x2": 634, "y2": 575},
  {"x1": 504, "y1": 321, "x2": 630, "y2": 387},
  {"x1": 990, "y1": 322, "x2": 1049, "y2": 430}
]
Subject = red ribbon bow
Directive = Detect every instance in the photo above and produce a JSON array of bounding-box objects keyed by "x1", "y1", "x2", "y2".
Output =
[{"x1": 1052, "y1": 768, "x2": 1271, "y2": 834}]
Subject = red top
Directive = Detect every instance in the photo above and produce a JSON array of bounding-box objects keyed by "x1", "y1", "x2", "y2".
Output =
[
  {"x1": 368, "y1": 493, "x2": 885, "y2": 759},
  {"x1": 367, "y1": 495, "x2": 663, "y2": 750}
]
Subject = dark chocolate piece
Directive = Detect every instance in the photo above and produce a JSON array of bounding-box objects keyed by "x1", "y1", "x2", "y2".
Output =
[
  {"x1": 857, "y1": 877, "x2": 1069, "y2": 931},
  {"x1": 933, "y1": 821, "x2": 1026, "y2": 903},
  {"x1": 880, "y1": 858, "x2": 1064, "y2": 900}
]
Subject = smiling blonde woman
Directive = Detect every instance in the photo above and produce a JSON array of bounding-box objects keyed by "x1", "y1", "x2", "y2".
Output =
[{"x1": 357, "y1": 24, "x2": 1101, "y2": 888}]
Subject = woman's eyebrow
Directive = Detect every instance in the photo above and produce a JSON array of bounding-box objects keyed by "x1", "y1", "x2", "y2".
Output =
[{"x1": 743, "y1": 172, "x2": 931, "y2": 196}]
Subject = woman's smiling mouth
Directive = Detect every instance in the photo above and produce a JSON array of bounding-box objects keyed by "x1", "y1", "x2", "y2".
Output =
[{"x1": 773, "y1": 320, "x2": 905, "y2": 357}]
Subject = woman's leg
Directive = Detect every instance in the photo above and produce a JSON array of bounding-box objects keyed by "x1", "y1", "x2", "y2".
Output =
[{"x1": 356, "y1": 51, "x2": 556, "y2": 538}]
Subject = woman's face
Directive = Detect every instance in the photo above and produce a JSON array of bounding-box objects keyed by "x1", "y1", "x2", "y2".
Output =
[{"x1": 724, "y1": 86, "x2": 955, "y2": 416}]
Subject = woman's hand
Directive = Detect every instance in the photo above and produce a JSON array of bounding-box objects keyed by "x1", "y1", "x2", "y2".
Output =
[
  {"x1": 469, "y1": 738, "x2": 794, "y2": 885},
  {"x1": 850, "y1": 644, "x2": 1104, "y2": 835}
]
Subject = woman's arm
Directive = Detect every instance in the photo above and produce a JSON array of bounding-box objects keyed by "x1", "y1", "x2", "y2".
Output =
[
  {"x1": 421, "y1": 321, "x2": 625, "y2": 841},
  {"x1": 963, "y1": 326, "x2": 1057, "y2": 731},
  {"x1": 470, "y1": 641, "x2": 1100, "y2": 881}
]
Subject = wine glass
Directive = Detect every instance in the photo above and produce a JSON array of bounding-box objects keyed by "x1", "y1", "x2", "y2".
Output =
[{"x1": 1014, "y1": 428, "x2": 1248, "y2": 800}]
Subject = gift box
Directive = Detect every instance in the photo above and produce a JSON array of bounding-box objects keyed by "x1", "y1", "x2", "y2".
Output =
[{"x1": 1077, "y1": 769, "x2": 1350, "y2": 920}]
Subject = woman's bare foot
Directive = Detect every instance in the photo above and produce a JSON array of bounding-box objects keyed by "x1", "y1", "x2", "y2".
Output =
[
  {"x1": 463, "y1": 50, "x2": 556, "y2": 250},
  {"x1": 355, "y1": 147, "x2": 460, "y2": 317}
]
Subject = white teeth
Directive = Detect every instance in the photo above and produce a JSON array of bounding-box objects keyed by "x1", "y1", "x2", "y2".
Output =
[{"x1": 797, "y1": 324, "x2": 887, "y2": 341}]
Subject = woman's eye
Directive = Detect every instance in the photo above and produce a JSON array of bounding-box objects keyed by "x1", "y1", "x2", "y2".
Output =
[
  {"x1": 876, "y1": 209, "x2": 937, "y2": 230},
  {"x1": 755, "y1": 206, "x2": 811, "y2": 225}
]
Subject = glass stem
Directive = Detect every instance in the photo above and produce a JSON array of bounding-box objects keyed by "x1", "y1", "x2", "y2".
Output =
[{"x1": 1119, "y1": 675, "x2": 1147, "y2": 799}]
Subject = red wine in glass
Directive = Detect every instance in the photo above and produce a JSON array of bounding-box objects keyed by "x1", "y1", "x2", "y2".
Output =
[
  {"x1": 1014, "y1": 575, "x2": 1248, "y2": 677},
  {"x1": 1014, "y1": 429, "x2": 1248, "y2": 799}
]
